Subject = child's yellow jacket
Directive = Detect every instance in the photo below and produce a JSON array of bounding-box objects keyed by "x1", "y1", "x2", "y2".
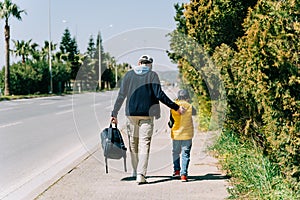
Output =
[{"x1": 170, "y1": 99, "x2": 195, "y2": 140}]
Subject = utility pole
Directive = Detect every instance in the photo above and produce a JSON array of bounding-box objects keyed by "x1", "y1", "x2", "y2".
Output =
[
  {"x1": 98, "y1": 31, "x2": 101, "y2": 90},
  {"x1": 48, "y1": 0, "x2": 53, "y2": 93},
  {"x1": 115, "y1": 63, "x2": 117, "y2": 86}
]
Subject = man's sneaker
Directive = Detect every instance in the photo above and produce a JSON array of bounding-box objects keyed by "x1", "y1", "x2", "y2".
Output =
[
  {"x1": 136, "y1": 174, "x2": 147, "y2": 185},
  {"x1": 172, "y1": 170, "x2": 180, "y2": 178},
  {"x1": 181, "y1": 175, "x2": 188, "y2": 182}
]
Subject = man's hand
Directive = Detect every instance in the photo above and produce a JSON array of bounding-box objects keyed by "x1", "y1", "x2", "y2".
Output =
[
  {"x1": 111, "y1": 117, "x2": 118, "y2": 124},
  {"x1": 177, "y1": 106, "x2": 186, "y2": 115}
]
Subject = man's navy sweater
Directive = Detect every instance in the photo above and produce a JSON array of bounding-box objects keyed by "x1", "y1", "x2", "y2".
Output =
[{"x1": 111, "y1": 70, "x2": 179, "y2": 118}]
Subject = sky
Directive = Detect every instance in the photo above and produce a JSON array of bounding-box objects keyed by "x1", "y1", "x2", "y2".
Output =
[{"x1": 0, "y1": 0, "x2": 190, "y2": 70}]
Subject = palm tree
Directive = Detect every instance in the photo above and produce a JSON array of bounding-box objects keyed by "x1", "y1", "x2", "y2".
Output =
[
  {"x1": 0, "y1": 0, "x2": 26, "y2": 95},
  {"x1": 13, "y1": 39, "x2": 38, "y2": 64},
  {"x1": 41, "y1": 41, "x2": 57, "y2": 62}
]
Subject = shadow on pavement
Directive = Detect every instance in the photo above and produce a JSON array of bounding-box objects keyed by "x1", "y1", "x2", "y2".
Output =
[
  {"x1": 120, "y1": 176, "x2": 138, "y2": 181},
  {"x1": 120, "y1": 173, "x2": 230, "y2": 184},
  {"x1": 187, "y1": 173, "x2": 230, "y2": 182},
  {"x1": 120, "y1": 175, "x2": 173, "y2": 184}
]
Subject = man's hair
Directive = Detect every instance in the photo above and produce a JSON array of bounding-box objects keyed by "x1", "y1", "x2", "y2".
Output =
[{"x1": 139, "y1": 55, "x2": 153, "y2": 64}]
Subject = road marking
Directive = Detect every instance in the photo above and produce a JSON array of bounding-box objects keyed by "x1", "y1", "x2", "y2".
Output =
[
  {"x1": 40, "y1": 102, "x2": 56, "y2": 106},
  {"x1": 55, "y1": 110, "x2": 73, "y2": 115},
  {"x1": 104, "y1": 106, "x2": 113, "y2": 110},
  {"x1": 0, "y1": 107, "x2": 15, "y2": 112},
  {"x1": 58, "y1": 104, "x2": 73, "y2": 108},
  {"x1": 0, "y1": 121, "x2": 23, "y2": 129},
  {"x1": 14, "y1": 99, "x2": 35, "y2": 105},
  {"x1": 22, "y1": 102, "x2": 34, "y2": 105},
  {"x1": 91, "y1": 103, "x2": 107, "y2": 107}
]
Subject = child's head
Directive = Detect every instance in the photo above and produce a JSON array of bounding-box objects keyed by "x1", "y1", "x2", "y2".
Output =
[{"x1": 177, "y1": 89, "x2": 190, "y2": 101}]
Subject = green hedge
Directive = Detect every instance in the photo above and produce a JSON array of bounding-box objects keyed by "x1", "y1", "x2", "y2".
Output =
[
  {"x1": 0, "y1": 61, "x2": 71, "y2": 95},
  {"x1": 169, "y1": 0, "x2": 300, "y2": 192}
]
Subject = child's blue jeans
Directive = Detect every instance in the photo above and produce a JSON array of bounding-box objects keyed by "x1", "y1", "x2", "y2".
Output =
[{"x1": 172, "y1": 139, "x2": 192, "y2": 176}]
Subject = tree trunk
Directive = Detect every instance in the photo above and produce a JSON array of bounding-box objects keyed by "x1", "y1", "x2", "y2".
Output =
[
  {"x1": 4, "y1": 24, "x2": 10, "y2": 96},
  {"x1": 22, "y1": 55, "x2": 25, "y2": 64}
]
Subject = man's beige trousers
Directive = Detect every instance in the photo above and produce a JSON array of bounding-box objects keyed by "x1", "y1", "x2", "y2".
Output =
[{"x1": 126, "y1": 116, "x2": 154, "y2": 176}]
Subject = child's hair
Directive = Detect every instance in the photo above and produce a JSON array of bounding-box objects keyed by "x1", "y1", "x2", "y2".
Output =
[{"x1": 177, "y1": 89, "x2": 190, "y2": 100}]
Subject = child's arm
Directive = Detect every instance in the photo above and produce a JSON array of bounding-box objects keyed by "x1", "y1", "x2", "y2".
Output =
[{"x1": 192, "y1": 106, "x2": 197, "y2": 116}]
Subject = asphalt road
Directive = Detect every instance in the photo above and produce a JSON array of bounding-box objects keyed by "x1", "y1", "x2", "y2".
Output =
[{"x1": 0, "y1": 91, "x2": 120, "y2": 199}]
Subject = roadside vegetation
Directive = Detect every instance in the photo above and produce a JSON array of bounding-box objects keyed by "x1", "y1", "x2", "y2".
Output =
[
  {"x1": 211, "y1": 130, "x2": 299, "y2": 199},
  {"x1": 169, "y1": 0, "x2": 299, "y2": 199}
]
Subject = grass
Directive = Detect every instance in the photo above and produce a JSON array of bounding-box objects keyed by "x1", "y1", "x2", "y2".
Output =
[
  {"x1": 0, "y1": 92, "x2": 70, "y2": 101},
  {"x1": 0, "y1": 94, "x2": 53, "y2": 101},
  {"x1": 0, "y1": 90, "x2": 91, "y2": 101},
  {"x1": 210, "y1": 130, "x2": 299, "y2": 199}
]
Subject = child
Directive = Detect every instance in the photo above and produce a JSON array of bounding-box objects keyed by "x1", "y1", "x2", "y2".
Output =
[{"x1": 169, "y1": 89, "x2": 196, "y2": 182}]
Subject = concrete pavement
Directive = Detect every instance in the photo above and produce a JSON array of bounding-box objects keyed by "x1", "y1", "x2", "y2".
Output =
[{"x1": 34, "y1": 125, "x2": 229, "y2": 200}]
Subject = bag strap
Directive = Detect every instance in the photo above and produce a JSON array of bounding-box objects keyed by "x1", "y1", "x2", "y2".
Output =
[
  {"x1": 108, "y1": 125, "x2": 113, "y2": 143},
  {"x1": 108, "y1": 123, "x2": 119, "y2": 143},
  {"x1": 105, "y1": 157, "x2": 108, "y2": 173},
  {"x1": 123, "y1": 155, "x2": 127, "y2": 172}
]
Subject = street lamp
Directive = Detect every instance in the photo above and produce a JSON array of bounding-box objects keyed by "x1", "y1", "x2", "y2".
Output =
[
  {"x1": 115, "y1": 63, "x2": 117, "y2": 86},
  {"x1": 48, "y1": 0, "x2": 53, "y2": 94},
  {"x1": 98, "y1": 31, "x2": 101, "y2": 90}
]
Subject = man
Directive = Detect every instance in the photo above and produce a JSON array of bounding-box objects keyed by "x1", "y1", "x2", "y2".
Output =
[{"x1": 111, "y1": 55, "x2": 185, "y2": 184}]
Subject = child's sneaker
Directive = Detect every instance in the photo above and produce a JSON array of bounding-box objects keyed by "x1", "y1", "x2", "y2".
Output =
[
  {"x1": 172, "y1": 170, "x2": 180, "y2": 178},
  {"x1": 181, "y1": 175, "x2": 188, "y2": 182}
]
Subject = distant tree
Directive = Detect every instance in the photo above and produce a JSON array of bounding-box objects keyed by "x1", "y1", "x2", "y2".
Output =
[
  {"x1": 86, "y1": 35, "x2": 96, "y2": 59},
  {"x1": 40, "y1": 41, "x2": 57, "y2": 62},
  {"x1": 59, "y1": 28, "x2": 80, "y2": 79},
  {"x1": 13, "y1": 39, "x2": 38, "y2": 64},
  {"x1": 0, "y1": 0, "x2": 26, "y2": 95}
]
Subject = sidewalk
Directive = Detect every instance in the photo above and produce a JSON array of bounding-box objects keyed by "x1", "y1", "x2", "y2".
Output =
[{"x1": 35, "y1": 125, "x2": 229, "y2": 200}]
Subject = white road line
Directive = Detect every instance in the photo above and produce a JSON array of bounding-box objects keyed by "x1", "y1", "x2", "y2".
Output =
[
  {"x1": 0, "y1": 121, "x2": 23, "y2": 129},
  {"x1": 91, "y1": 103, "x2": 104, "y2": 107},
  {"x1": 40, "y1": 102, "x2": 56, "y2": 106},
  {"x1": 58, "y1": 104, "x2": 73, "y2": 108},
  {"x1": 91, "y1": 103, "x2": 113, "y2": 110},
  {"x1": 55, "y1": 110, "x2": 73, "y2": 115},
  {"x1": 104, "y1": 106, "x2": 113, "y2": 110},
  {"x1": 14, "y1": 99, "x2": 35, "y2": 105},
  {"x1": 0, "y1": 107, "x2": 15, "y2": 112},
  {"x1": 21, "y1": 102, "x2": 34, "y2": 105}
]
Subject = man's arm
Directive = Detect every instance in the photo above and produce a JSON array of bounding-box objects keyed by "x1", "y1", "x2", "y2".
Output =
[
  {"x1": 150, "y1": 73, "x2": 184, "y2": 112},
  {"x1": 111, "y1": 73, "x2": 128, "y2": 119},
  {"x1": 152, "y1": 84, "x2": 179, "y2": 111}
]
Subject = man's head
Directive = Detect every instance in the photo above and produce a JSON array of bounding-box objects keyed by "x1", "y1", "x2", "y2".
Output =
[
  {"x1": 138, "y1": 55, "x2": 153, "y2": 66},
  {"x1": 177, "y1": 89, "x2": 190, "y2": 100}
]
